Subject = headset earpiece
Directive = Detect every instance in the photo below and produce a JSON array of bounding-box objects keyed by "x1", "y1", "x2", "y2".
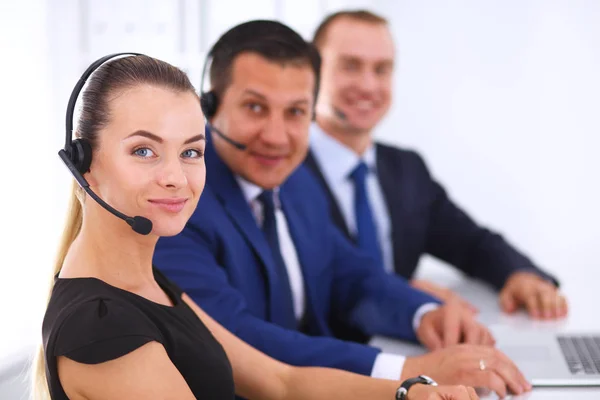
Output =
[
  {"x1": 200, "y1": 90, "x2": 218, "y2": 119},
  {"x1": 63, "y1": 52, "x2": 143, "y2": 176},
  {"x1": 69, "y1": 138, "x2": 93, "y2": 174},
  {"x1": 59, "y1": 52, "x2": 153, "y2": 235}
]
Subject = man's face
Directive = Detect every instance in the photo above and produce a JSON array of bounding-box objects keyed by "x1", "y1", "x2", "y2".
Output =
[
  {"x1": 316, "y1": 18, "x2": 395, "y2": 134},
  {"x1": 211, "y1": 53, "x2": 315, "y2": 189}
]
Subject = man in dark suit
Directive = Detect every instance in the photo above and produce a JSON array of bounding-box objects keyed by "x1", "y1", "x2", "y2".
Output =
[
  {"x1": 154, "y1": 20, "x2": 531, "y2": 396},
  {"x1": 305, "y1": 10, "x2": 566, "y2": 320}
]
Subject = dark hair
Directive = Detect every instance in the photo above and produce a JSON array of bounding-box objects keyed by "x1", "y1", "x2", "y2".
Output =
[
  {"x1": 78, "y1": 55, "x2": 198, "y2": 150},
  {"x1": 312, "y1": 10, "x2": 388, "y2": 50},
  {"x1": 208, "y1": 20, "x2": 321, "y2": 102}
]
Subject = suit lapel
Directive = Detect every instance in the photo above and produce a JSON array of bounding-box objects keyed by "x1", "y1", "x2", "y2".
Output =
[
  {"x1": 278, "y1": 185, "x2": 327, "y2": 333},
  {"x1": 205, "y1": 138, "x2": 284, "y2": 321},
  {"x1": 375, "y1": 144, "x2": 405, "y2": 275},
  {"x1": 304, "y1": 150, "x2": 353, "y2": 240}
]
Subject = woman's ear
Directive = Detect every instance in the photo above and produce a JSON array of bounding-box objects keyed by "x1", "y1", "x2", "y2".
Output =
[{"x1": 83, "y1": 166, "x2": 98, "y2": 188}]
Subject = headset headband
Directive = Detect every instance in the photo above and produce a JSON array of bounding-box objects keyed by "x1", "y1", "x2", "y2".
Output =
[{"x1": 64, "y1": 52, "x2": 143, "y2": 150}]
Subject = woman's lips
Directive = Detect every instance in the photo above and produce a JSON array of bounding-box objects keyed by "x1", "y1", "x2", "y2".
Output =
[{"x1": 148, "y1": 198, "x2": 188, "y2": 213}]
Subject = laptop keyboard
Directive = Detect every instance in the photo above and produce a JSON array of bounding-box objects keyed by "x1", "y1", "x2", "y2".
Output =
[{"x1": 558, "y1": 335, "x2": 600, "y2": 374}]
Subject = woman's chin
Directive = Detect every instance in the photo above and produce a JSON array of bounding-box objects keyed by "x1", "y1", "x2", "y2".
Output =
[{"x1": 151, "y1": 223, "x2": 186, "y2": 238}]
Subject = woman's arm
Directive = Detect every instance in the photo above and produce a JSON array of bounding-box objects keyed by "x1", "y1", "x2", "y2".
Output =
[
  {"x1": 57, "y1": 341, "x2": 196, "y2": 400},
  {"x1": 183, "y1": 294, "x2": 478, "y2": 400}
]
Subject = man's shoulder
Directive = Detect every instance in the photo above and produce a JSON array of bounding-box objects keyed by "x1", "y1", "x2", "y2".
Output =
[
  {"x1": 375, "y1": 141, "x2": 424, "y2": 164},
  {"x1": 285, "y1": 164, "x2": 329, "y2": 200},
  {"x1": 188, "y1": 184, "x2": 224, "y2": 225},
  {"x1": 374, "y1": 142, "x2": 434, "y2": 184}
]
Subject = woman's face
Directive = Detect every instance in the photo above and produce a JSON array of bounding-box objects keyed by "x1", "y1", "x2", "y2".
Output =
[{"x1": 87, "y1": 84, "x2": 206, "y2": 237}]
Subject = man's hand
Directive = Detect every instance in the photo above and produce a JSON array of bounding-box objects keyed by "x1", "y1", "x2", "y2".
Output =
[
  {"x1": 417, "y1": 301, "x2": 495, "y2": 350},
  {"x1": 499, "y1": 272, "x2": 567, "y2": 319},
  {"x1": 401, "y1": 344, "x2": 532, "y2": 399},
  {"x1": 411, "y1": 279, "x2": 478, "y2": 314},
  {"x1": 408, "y1": 383, "x2": 479, "y2": 400}
]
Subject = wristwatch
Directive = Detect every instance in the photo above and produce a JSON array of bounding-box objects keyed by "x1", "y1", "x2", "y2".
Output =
[{"x1": 395, "y1": 375, "x2": 438, "y2": 400}]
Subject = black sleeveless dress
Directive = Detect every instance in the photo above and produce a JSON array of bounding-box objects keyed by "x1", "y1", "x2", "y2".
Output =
[{"x1": 42, "y1": 268, "x2": 235, "y2": 399}]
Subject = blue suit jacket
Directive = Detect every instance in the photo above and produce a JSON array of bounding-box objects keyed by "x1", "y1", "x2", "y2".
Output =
[
  {"x1": 304, "y1": 143, "x2": 558, "y2": 290},
  {"x1": 154, "y1": 137, "x2": 439, "y2": 376}
]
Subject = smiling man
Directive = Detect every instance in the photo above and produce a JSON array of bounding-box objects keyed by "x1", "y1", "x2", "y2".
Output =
[
  {"x1": 304, "y1": 10, "x2": 566, "y2": 320},
  {"x1": 154, "y1": 20, "x2": 531, "y2": 397}
]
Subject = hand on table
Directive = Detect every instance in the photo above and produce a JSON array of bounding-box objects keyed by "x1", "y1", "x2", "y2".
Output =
[
  {"x1": 402, "y1": 344, "x2": 531, "y2": 399},
  {"x1": 417, "y1": 300, "x2": 495, "y2": 350},
  {"x1": 407, "y1": 383, "x2": 479, "y2": 400},
  {"x1": 499, "y1": 272, "x2": 567, "y2": 320}
]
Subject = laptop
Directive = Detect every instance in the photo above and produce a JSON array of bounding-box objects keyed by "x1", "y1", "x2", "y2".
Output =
[{"x1": 496, "y1": 331, "x2": 600, "y2": 386}]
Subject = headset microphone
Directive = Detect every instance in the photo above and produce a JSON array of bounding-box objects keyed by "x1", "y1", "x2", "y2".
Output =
[
  {"x1": 205, "y1": 122, "x2": 247, "y2": 151},
  {"x1": 60, "y1": 52, "x2": 153, "y2": 235},
  {"x1": 333, "y1": 107, "x2": 348, "y2": 121},
  {"x1": 199, "y1": 47, "x2": 249, "y2": 152}
]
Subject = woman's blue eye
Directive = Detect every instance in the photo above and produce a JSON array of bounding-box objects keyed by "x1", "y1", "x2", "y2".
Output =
[
  {"x1": 182, "y1": 149, "x2": 203, "y2": 158},
  {"x1": 133, "y1": 147, "x2": 155, "y2": 158}
]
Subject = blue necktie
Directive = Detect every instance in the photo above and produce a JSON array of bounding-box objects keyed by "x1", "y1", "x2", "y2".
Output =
[
  {"x1": 258, "y1": 190, "x2": 297, "y2": 329},
  {"x1": 350, "y1": 162, "x2": 384, "y2": 267}
]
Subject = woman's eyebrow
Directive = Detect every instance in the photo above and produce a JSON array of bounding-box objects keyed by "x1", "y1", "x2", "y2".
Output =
[
  {"x1": 124, "y1": 130, "x2": 163, "y2": 143},
  {"x1": 184, "y1": 134, "x2": 206, "y2": 144},
  {"x1": 123, "y1": 131, "x2": 205, "y2": 145}
]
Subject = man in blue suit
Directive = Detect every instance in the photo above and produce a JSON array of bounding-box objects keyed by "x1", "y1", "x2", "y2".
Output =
[
  {"x1": 305, "y1": 10, "x2": 566, "y2": 319},
  {"x1": 155, "y1": 20, "x2": 530, "y2": 396}
]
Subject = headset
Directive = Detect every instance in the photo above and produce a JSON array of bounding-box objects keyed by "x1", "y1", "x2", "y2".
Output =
[
  {"x1": 58, "y1": 52, "x2": 153, "y2": 235},
  {"x1": 199, "y1": 20, "x2": 321, "y2": 151},
  {"x1": 199, "y1": 47, "x2": 247, "y2": 150}
]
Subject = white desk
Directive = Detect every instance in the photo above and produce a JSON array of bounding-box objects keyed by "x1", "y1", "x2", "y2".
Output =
[{"x1": 370, "y1": 267, "x2": 600, "y2": 399}]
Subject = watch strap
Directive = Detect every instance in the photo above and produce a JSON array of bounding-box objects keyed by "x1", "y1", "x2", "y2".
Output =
[{"x1": 395, "y1": 375, "x2": 437, "y2": 400}]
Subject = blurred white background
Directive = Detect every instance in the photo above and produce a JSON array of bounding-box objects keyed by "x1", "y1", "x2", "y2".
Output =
[{"x1": 1, "y1": 0, "x2": 598, "y2": 398}]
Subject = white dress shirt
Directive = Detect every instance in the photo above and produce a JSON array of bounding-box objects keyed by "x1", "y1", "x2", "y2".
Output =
[
  {"x1": 309, "y1": 124, "x2": 394, "y2": 274},
  {"x1": 309, "y1": 123, "x2": 442, "y2": 366},
  {"x1": 237, "y1": 178, "x2": 306, "y2": 320},
  {"x1": 236, "y1": 176, "x2": 407, "y2": 379}
]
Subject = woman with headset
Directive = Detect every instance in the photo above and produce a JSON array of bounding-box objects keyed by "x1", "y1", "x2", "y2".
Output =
[{"x1": 34, "y1": 53, "x2": 478, "y2": 400}]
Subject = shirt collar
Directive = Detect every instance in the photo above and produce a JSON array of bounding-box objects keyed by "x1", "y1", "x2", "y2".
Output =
[
  {"x1": 236, "y1": 175, "x2": 281, "y2": 207},
  {"x1": 309, "y1": 122, "x2": 377, "y2": 184},
  {"x1": 236, "y1": 176, "x2": 264, "y2": 204}
]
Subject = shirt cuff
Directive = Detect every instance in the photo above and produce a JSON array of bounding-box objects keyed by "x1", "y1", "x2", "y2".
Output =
[
  {"x1": 370, "y1": 352, "x2": 406, "y2": 380},
  {"x1": 412, "y1": 302, "x2": 440, "y2": 333}
]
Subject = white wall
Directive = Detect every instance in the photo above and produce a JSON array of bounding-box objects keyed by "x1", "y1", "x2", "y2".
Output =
[
  {"x1": 373, "y1": 0, "x2": 600, "y2": 279},
  {"x1": 0, "y1": 1, "x2": 53, "y2": 398},
  {"x1": 2, "y1": 0, "x2": 598, "y2": 396}
]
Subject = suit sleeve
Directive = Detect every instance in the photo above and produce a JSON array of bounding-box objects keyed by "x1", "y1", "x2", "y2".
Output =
[
  {"x1": 413, "y1": 153, "x2": 559, "y2": 290},
  {"x1": 328, "y1": 224, "x2": 440, "y2": 342},
  {"x1": 153, "y1": 217, "x2": 379, "y2": 376}
]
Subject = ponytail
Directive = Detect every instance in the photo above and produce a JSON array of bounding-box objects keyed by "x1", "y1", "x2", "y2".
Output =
[{"x1": 31, "y1": 182, "x2": 83, "y2": 399}]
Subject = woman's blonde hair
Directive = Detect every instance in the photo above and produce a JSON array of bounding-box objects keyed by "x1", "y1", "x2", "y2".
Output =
[
  {"x1": 32, "y1": 183, "x2": 83, "y2": 399},
  {"x1": 32, "y1": 55, "x2": 197, "y2": 399}
]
